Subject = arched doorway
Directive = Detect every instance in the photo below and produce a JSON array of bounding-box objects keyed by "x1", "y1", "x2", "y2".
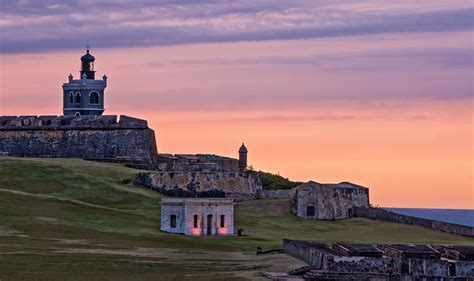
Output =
[{"x1": 206, "y1": 214, "x2": 213, "y2": 235}]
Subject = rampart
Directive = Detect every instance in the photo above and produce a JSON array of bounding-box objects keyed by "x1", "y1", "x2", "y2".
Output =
[
  {"x1": 134, "y1": 171, "x2": 262, "y2": 201},
  {"x1": 354, "y1": 207, "x2": 474, "y2": 238},
  {"x1": 282, "y1": 239, "x2": 474, "y2": 278},
  {"x1": 0, "y1": 115, "x2": 158, "y2": 164}
]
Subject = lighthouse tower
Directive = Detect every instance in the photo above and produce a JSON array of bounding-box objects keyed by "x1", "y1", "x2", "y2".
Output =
[{"x1": 62, "y1": 49, "x2": 107, "y2": 116}]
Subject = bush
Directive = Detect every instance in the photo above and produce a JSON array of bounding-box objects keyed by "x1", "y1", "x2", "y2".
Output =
[{"x1": 248, "y1": 170, "x2": 302, "y2": 190}]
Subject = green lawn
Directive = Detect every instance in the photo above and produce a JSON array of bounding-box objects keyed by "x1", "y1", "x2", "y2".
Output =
[{"x1": 0, "y1": 158, "x2": 472, "y2": 280}]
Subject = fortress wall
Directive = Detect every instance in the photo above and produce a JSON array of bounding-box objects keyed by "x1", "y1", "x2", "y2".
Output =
[
  {"x1": 134, "y1": 171, "x2": 262, "y2": 201},
  {"x1": 353, "y1": 207, "x2": 474, "y2": 237},
  {"x1": 0, "y1": 115, "x2": 158, "y2": 164},
  {"x1": 259, "y1": 189, "x2": 295, "y2": 199}
]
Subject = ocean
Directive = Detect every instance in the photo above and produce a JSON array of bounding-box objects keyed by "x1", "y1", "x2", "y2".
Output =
[{"x1": 385, "y1": 208, "x2": 474, "y2": 227}]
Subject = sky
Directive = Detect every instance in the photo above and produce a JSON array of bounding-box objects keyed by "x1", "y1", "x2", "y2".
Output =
[{"x1": 0, "y1": 0, "x2": 473, "y2": 209}]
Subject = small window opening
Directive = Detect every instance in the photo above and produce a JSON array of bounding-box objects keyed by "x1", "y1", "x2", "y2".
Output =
[
  {"x1": 170, "y1": 215, "x2": 176, "y2": 228},
  {"x1": 448, "y1": 262, "x2": 456, "y2": 276},
  {"x1": 220, "y1": 215, "x2": 225, "y2": 227},
  {"x1": 401, "y1": 262, "x2": 409, "y2": 274},
  {"x1": 69, "y1": 92, "x2": 74, "y2": 103},
  {"x1": 75, "y1": 92, "x2": 81, "y2": 104},
  {"x1": 307, "y1": 206, "x2": 315, "y2": 217},
  {"x1": 193, "y1": 215, "x2": 198, "y2": 228},
  {"x1": 90, "y1": 92, "x2": 99, "y2": 104}
]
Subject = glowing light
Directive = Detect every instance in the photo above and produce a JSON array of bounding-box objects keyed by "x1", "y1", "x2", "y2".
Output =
[
  {"x1": 217, "y1": 227, "x2": 228, "y2": 235},
  {"x1": 192, "y1": 227, "x2": 201, "y2": 236}
]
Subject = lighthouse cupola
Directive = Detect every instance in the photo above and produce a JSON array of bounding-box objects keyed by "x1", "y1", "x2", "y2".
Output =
[{"x1": 80, "y1": 49, "x2": 96, "y2": 79}]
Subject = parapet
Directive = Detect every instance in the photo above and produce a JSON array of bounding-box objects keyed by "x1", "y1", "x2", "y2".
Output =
[{"x1": 0, "y1": 115, "x2": 148, "y2": 130}]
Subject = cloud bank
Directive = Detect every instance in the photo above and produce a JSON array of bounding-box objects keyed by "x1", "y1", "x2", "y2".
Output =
[{"x1": 1, "y1": 0, "x2": 473, "y2": 54}]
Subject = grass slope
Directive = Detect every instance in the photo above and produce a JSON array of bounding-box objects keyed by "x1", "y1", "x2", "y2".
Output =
[{"x1": 0, "y1": 158, "x2": 472, "y2": 280}]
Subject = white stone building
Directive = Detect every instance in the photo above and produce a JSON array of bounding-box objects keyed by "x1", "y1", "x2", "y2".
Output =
[{"x1": 160, "y1": 198, "x2": 234, "y2": 236}]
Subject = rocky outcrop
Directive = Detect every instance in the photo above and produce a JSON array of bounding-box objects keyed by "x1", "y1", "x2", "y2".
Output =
[
  {"x1": 0, "y1": 115, "x2": 158, "y2": 165},
  {"x1": 134, "y1": 171, "x2": 262, "y2": 201}
]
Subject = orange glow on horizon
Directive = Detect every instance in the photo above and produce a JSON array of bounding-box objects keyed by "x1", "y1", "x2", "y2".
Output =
[{"x1": 0, "y1": 33, "x2": 472, "y2": 209}]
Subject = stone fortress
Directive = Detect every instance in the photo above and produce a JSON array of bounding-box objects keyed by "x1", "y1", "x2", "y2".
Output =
[
  {"x1": 1, "y1": 50, "x2": 472, "y2": 239},
  {"x1": 0, "y1": 49, "x2": 158, "y2": 166}
]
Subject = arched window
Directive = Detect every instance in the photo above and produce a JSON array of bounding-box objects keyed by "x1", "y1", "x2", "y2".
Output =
[
  {"x1": 220, "y1": 215, "x2": 225, "y2": 228},
  {"x1": 170, "y1": 215, "x2": 176, "y2": 228},
  {"x1": 193, "y1": 215, "x2": 198, "y2": 228},
  {"x1": 89, "y1": 91, "x2": 99, "y2": 104},
  {"x1": 69, "y1": 92, "x2": 74, "y2": 104},
  {"x1": 307, "y1": 205, "x2": 315, "y2": 217},
  {"x1": 75, "y1": 92, "x2": 81, "y2": 104}
]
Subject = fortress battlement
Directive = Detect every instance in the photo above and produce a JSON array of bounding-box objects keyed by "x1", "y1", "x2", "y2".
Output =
[
  {"x1": 0, "y1": 115, "x2": 158, "y2": 164},
  {"x1": 0, "y1": 115, "x2": 148, "y2": 130}
]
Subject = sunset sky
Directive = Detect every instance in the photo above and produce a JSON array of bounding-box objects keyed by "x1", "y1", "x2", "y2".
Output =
[{"x1": 0, "y1": 0, "x2": 472, "y2": 209}]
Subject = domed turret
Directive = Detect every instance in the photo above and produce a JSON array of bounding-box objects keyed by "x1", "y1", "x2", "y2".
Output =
[
  {"x1": 63, "y1": 49, "x2": 107, "y2": 116},
  {"x1": 238, "y1": 143, "x2": 248, "y2": 170},
  {"x1": 80, "y1": 49, "x2": 96, "y2": 79}
]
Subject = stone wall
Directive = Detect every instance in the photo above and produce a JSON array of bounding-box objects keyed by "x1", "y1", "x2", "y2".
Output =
[
  {"x1": 282, "y1": 239, "x2": 400, "y2": 273},
  {"x1": 353, "y1": 207, "x2": 474, "y2": 237},
  {"x1": 282, "y1": 239, "x2": 337, "y2": 268},
  {"x1": 0, "y1": 115, "x2": 158, "y2": 165},
  {"x1": 259, "y1": 189, "x2": 295, "y2": 199},
  {"x1": 294, "y1": 181, "x2": 370, "y2": 220},
  {"x1": 456, "y1": 261, "x2": 474, "y2": 277},
  {"x1": 282, "y1": 240, "x2": 474, "y2": 278},
  {"x1": 134, "y1": 171, "x2": 262, "y2": 201}
]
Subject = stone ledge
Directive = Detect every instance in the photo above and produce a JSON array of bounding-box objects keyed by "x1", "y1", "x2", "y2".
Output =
[{"x1": 0, "y1": 115, "x2": 148, "y2": 130}]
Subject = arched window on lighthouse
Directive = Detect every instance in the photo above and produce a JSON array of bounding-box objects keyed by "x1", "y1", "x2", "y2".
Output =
[
  {"x1": 89, "y1": 91, "x2": 99, "y2": 104},
  {"x1": 75, "y1": 92, "x2": 81, "y2": 104},
  {"x1": 69, "y1": 92, "x2": 74, "y2": 104}
]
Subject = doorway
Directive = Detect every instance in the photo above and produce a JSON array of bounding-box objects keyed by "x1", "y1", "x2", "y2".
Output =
[{"x1": 206, "y1": 214, "x2": 213, "y2": 235}]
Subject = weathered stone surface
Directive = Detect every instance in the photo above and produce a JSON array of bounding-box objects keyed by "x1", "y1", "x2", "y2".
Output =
[
  {"x1": 0, "y1": 115, "x2": 158, "y2": 164},
  {"x1": 156, "y1": 153, "x2": 241, "y2": 173},
  {"x1": 283, "y1": 239, "x2": 474, "y2": 278},
  {"x1": 259, "y1": 189, "x2": 295, "y2": 199},
  {"x1": 455, "y1": 261, "x2": 474, "y2": 277},
  {"x1": 332, "y1": 243, "x2": 383, "y2": 258},
  {"x1": 134, "y1": 171, "x2": 262, "y2": 200},
  {"x1": 293, "y1": 181, "x2": 370, "y2": 220}
]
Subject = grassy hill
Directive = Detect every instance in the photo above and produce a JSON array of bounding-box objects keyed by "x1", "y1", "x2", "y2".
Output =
[{"x1": 0, "y1": 158, "x2": 472, "y2": 280}]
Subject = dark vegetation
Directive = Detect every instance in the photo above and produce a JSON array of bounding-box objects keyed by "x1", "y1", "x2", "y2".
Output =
[{"x1": 247, "y1": 169, "x2": 302, "y2": 190}]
